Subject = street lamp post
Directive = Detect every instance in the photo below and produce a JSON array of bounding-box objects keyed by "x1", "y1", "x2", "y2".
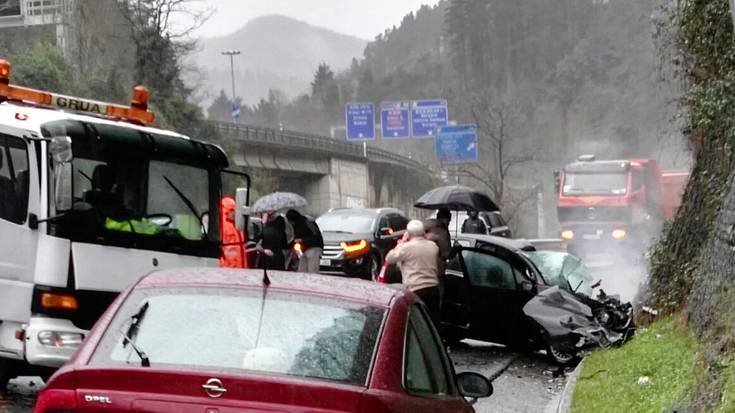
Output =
[{"x1": 221, "y1": 49, "x2": 241, "y2": 122}]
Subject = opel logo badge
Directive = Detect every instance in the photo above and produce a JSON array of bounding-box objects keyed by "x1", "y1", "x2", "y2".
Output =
[{"x1": 201, "y1": 378, "x2": 227, "y2": 398}]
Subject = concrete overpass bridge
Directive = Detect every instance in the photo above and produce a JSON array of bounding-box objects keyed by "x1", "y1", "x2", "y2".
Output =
[{"x1": 210, "y1": 121, "x2": 437, "y2": 216}]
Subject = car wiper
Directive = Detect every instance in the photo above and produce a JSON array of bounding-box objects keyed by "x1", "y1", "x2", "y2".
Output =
[
  {"x1": 120, "y1": 328, "x2": 151, "y2": 367},
  {"x1": 163, "y1": 176, "x2": 207, "y2": 236},
  {"x1": 125, "y1": 301, "x2": 149, "y2": 341},
  {"x1": 121, "y1": 302, "x2": 151, "y2": 367},
  {"x1": 325, "y1": 230, "x2": 353, "y2": 234}
]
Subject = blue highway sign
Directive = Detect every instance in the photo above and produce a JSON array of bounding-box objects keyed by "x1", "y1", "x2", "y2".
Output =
[
  {"x1": 231, "y1": 98, "x2": 241, "y2": 120},
  {"x1": 412, "y1": 99, "x2": 448, "y2": 138},
  {"x1": 345, "y1": 103, "x2": 375, "y2": 140},
  {"x1": 380, "y1": 101, "x2": 410, "y2": 139},
  {"x1": 436, "y1": 124, "x2": 478, "y2": 163}
]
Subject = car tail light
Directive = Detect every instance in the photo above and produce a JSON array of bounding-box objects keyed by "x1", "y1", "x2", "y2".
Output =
[
  {"x1": 40, "y1": 292, "x2": 79, "y2": 311},
  {"x1": 560, "y1": 230, "x2": 574, "y2": 240},
  {"x1": 341, "y1": 240, "x2": 369, "y2": 255},
  {"x1": 612, "y1": 229, "x2": 627, "y2": 240},
  {"x1": 33, "y1": 389, "x2": 77, "y2": 413}
]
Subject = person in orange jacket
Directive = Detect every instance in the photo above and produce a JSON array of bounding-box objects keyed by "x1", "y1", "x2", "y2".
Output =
[{"x1": 220, "y1": 196, "x2": 246, "y2": 268}]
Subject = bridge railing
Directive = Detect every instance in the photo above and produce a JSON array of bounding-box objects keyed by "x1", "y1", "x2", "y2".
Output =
[{"x1": 210, "y1": 121, "x2": 432, "y2": 174}]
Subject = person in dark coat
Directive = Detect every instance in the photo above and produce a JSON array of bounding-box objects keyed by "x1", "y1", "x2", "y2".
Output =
[
  {"x1": 258, "y1": 214, "x2": 288, "y2": 270},
  {"x1": 286, "y1": 209, "x2": 324, "y2": 273}
]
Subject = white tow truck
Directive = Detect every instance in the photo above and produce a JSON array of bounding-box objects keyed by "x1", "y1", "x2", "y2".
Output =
[{"x1": 0, "y1": 59, "x2": 250, "y2": 386}]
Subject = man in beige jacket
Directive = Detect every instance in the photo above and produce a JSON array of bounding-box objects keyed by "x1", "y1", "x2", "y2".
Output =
[{"x1": 385, "y1": 220, "x2": 441, "y2": 326}]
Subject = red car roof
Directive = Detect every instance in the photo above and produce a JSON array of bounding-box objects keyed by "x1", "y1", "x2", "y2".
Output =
[{"x1": 136, "y1": 268, "x2": 405, "y2": 308}]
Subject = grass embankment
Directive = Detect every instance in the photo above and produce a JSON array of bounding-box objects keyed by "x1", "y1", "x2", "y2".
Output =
[{"x1": 571, "y1": 318, "x2": 698, "y2": 413}]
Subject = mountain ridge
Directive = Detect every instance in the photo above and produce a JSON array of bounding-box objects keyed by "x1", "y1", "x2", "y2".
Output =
[{"x1": 192, "y1": 14, "x2": 367, "y2": 105}]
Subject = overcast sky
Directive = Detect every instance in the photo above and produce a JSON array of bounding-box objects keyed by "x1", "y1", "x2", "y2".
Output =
[{"x1": 188, "y1": 0, "x2": 440, "y2": 40}]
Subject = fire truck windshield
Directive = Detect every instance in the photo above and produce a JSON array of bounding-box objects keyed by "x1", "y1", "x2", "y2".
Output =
[{"x1": 562, "y1": 172, "x2": 628, "y2": 196}]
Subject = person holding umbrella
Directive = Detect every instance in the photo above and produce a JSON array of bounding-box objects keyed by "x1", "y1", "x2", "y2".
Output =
[
  {"x1": 424, "y1": 208, "x2": 453, "y2": 274},
  {"x1": 257, "y1": 211, "x2": 289, "y2": 270}
]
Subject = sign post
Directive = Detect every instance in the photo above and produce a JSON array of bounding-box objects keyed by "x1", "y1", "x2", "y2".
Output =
[
  {"x1": 345, "y1": 103, "x2": 375, "y2": 140},
  {"x1": 411, "y1": 99, "x2": 448, "y2": 138},
  {"x1": 435, "y1": 124, "x2": 478, "y2": 163},
  {"x1": 380, "y1": 101, "x2": 411, "y2": 139},
  {"x1": 231, "y1": 98, "x2": 241, "y2": 122}
]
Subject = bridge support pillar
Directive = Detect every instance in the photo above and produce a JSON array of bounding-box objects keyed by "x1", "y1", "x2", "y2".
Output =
[{"x1": 304, "y1": 158, "x2": 369, "y2": 214}]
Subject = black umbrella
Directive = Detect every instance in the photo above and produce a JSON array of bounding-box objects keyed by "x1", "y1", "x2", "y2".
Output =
[{"x1": 414, "y1": 185, "x2": 500, "y2": 212}]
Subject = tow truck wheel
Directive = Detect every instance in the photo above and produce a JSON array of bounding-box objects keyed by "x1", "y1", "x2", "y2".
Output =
[{"x1": 0, "y1": 358, "x2": 16, "y2": 391}]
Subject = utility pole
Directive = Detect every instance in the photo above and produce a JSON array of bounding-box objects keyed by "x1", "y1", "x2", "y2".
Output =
[{"x1": 221, "y1": 50, "x2": 241, "y2": 123}]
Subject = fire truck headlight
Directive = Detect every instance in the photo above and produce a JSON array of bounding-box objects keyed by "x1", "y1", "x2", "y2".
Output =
[
  {"x1": 561, "y1": 230, "x2": 574, "y2": 240},
  {"x1": 612, "y1": 229, "x2": 627, "y2": 240}
]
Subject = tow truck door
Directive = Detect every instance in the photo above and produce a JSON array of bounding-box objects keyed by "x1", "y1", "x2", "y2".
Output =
[{"x1": 0, "y1": 125, "x2": 40, "y2": 322}]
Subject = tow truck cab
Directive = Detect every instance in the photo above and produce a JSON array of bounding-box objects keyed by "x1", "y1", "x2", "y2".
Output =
[
  {"x1": 0, "y1": 59, "x2": 250, "y2": 385},
  {"x1": 556, "y1": 156, "x2": 672, "y2": 256}
]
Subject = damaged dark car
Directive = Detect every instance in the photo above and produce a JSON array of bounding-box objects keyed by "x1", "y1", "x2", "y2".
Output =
[{"x1": 440, "y1": 235, "x2": 634, "y2": 365}]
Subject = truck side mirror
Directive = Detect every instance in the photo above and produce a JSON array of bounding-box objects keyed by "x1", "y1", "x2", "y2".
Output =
[
  {"x1": 553, "y1": 170, "x2": 561, "y2": 194},
  {"x1": 235, "y1": 187, "x2": 250, "y2": 232}
]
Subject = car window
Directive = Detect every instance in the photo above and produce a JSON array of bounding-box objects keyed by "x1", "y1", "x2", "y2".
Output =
[
  {"x1": 92, "y1": 288, "x2": 385, "y2": 386},
  {"x1": 404, "y1": 306, "x2": 454, "y2": 396},
  {"x1": 378, "y1": 214, "x2": 391, "y2": 230},
  {"x1": 389, "y1": 213, "x2": 408, "y2": 231},
  {"x1": 461, "y1": 249, "x2": 516, "y2": 289},
  {"x1": 489, "y1": 213, "x2": 504, "y2": 228},
  {"x1": 0, "y1": 134, "x2": 29, "y2": 224},
  {"x1": 446, "y1": 254, "x2": 462, "y2": 273}
]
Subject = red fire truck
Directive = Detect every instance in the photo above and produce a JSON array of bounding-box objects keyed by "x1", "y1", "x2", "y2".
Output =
[{"x1": 556, "y1": 155, "x2": 688, "y2": 257}]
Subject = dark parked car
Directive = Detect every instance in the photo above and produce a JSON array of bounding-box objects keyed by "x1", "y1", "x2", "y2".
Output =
[
  {"x1": 317, "y1": 208, "x2": 408, "y2": 279},
  {"x1": 441, "y1": 234, "x2": 633, "y2": 364},
  {"x1": 34, "y1": 269, "x2": 493, "y2": 413}
]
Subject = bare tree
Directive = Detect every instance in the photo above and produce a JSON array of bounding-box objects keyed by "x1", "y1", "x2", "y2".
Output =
[
  {"x1": 115, "y1": 0, "x2": 213, "y2": 95},
  {"x1": 118, "y1": 0, "x2": 213, "y2": 43},
  {"x1": 459, "y1": 92, "x2": 533, "y2": 205}
]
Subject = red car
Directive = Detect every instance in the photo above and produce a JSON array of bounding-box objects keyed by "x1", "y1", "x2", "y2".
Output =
[{"x1": 34, "y1": 269, "x2": 492, "y2": 412}]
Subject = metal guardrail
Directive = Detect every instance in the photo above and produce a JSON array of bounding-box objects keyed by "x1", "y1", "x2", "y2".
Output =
[{"x1": 210, "y1": 121, "x2": 432, "y2": 175}]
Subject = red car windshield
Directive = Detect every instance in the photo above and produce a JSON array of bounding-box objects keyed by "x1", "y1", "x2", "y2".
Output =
[{"x1": 91, "y1": 287, "x2": 386, "y2": 386}]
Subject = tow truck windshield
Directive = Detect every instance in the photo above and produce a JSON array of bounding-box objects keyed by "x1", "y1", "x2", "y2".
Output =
[
  {"x1": 42, "y1": 119, "x2": 225, "y2": 258},
  {"x1": 562, "y1": 172, "x2": 629, "y2": 196}
]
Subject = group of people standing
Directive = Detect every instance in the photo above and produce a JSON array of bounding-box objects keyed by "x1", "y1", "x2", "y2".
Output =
[{"x1": 257, "y1": 209, "x2": 324, "y2": 273}]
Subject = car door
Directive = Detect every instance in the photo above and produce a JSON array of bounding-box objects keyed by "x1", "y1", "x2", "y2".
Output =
[
  {"x1": 440, "y1": 251, "x2": 471, "y2": 339},
  {"x1": 364, "y1": 304, "x2": 472, "y2": 413},
  {"x1": 374, "y1": 213, "x2": 394, "y2": 256},
  {"x1": 459, "y1": 248, "x2": 536, "y2": 346},
  {"x1": 0, "y1": 128, "x2": 40, "y2": 323}
]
